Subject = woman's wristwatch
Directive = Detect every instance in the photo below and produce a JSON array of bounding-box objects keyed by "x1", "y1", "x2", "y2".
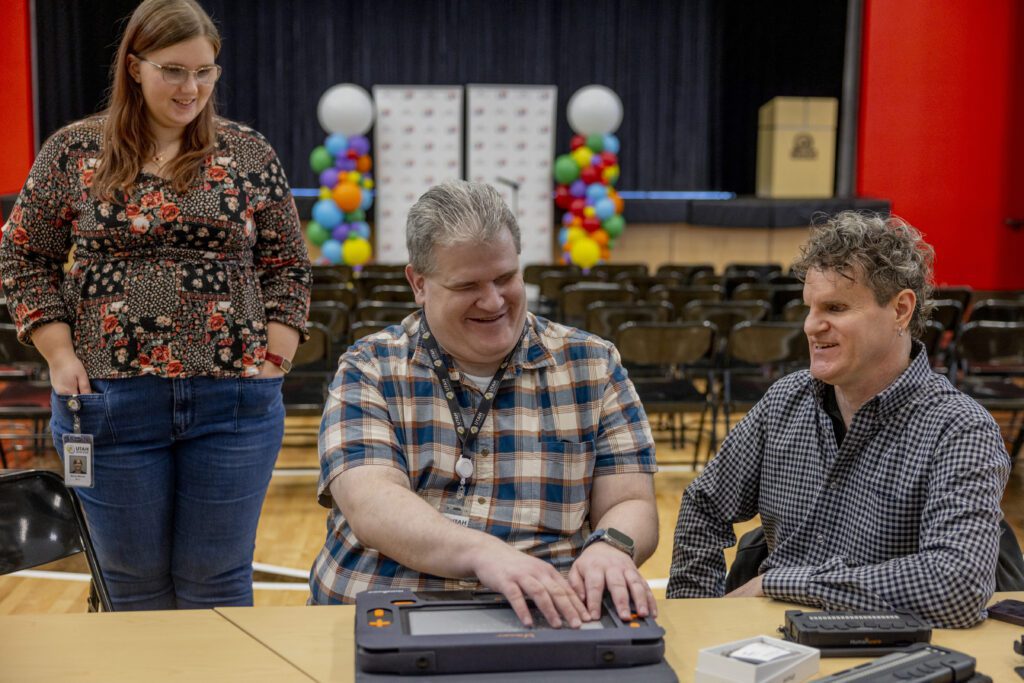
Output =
[
  {"x1": 582, "y1": 527, "x2": 635, "y2": 558},
  {"x1": 264, "y1": 352, "x2": 293, "y2": 374}
]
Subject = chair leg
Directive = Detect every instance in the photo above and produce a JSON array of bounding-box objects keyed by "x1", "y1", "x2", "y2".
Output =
[
  {"x1": 0, "y1": 440, "x2": 8, "y2": 469},
  {"x1": 693, "y1": 405, "x2": 708, "y2": 468}
]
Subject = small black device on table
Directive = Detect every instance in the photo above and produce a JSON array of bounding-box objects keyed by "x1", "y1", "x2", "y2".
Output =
[
  {"x1": 782, "y1": 609, "x2": 931, "y2": 657},
  {"x1": 355, "y1": 589, "x2": 666, "y2": 676},
  {"x1": 810, "y1": 642, "x2": 990, "y2": 682},
  {"x1": 988, "y1": 598, "x2": 1024, "y2": 627}
]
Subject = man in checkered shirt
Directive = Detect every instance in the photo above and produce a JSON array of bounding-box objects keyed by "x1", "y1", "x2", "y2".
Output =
[
  {"x1": 668, "y1": 212, "x2": 1011, "y2": 628},
  {"x1": 310, "y1": 181, "x2": 659, "y2": 629}
]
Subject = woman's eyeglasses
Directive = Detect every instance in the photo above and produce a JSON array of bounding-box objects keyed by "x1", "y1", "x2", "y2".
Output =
[{"x1": 136, "y1": 57, "x2": 221, "y2": 86}]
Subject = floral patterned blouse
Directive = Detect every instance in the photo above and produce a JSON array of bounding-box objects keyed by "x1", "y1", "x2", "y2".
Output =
[{"x1": 0, "y1": 117, "x2": 311, "y2": 379}]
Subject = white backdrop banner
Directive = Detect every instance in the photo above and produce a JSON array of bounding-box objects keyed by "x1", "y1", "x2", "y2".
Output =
[
  {"x1": 373, "y1": 85, "x2": 464, "y2": 264},
  {"x1": 466, "y1": 85, "x2": 557, "y2": 268}
]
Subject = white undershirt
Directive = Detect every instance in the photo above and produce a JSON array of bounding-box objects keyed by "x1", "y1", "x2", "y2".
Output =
[{"x1": 460, "y1": 372, "x2": 492, "y2": 391}]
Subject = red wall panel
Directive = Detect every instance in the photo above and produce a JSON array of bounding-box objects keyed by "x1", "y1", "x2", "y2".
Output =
[
  {"x1": 0, "y1": 0, "x2": 34, "y2": 198},
  {"x1": 858, "y1": 0, "x2": 1022, "y2": 288}
]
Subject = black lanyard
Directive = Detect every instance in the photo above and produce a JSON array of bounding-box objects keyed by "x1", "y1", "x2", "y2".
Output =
[{"x1": 419, "y1": 312, "x2": 524, "y2": 499}]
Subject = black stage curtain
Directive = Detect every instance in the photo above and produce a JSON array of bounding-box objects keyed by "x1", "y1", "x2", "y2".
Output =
[{"x1": 34, "y1": 0, "x2": 844, "y2": 194}]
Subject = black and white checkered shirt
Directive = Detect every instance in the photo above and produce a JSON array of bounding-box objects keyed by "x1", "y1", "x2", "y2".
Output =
[{"x1": 668, "y1": 343, "x2": 1011, "y2": 628}]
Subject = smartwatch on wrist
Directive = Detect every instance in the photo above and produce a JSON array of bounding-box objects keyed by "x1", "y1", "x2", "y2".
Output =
[
  {"x1": 264, "y1": 352, "x2": 293, "y2": 374},
  {"x1": 582, "y1": 527, "x2": 635, "y2": 558}
]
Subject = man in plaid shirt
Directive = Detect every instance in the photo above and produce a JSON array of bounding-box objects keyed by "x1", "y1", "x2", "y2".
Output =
[
  {"x1": 668, "y1": 212, "x2": 1011, "y2": 628},
  {"x1": 310, "y1": 181, "x2": 658, "y2": 629}
]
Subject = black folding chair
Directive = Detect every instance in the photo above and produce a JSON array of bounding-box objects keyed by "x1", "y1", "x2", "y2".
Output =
[
  {"x1": 655, "y1": 263, "x2": 715, "y2": 285},
  {"x1": 584, "y1": 301, "x2": 673, "y2": 340},
  {"x1": 722, "y1": 321, "x2": 809, "y2": 431},
  {"x1": 523, "y1": 263, "x2": 580, "y2": 287},
  {"x1": 649, "y1": 285, "x2": 722, "y2": 317},
  {"x1": 558, "y1": 283, "x2": 636, "y2": 328},
  {"x1": 590, "y1": 263, "x2": 648, "y2": 281},
  {"x1": 0, "y1": 469, "x2": 113, "y2": 611},
  {"x1": 956, "y1": 321, "x2": 1024, "y2": 462},
  {"x1": 310, "y1": 283, "x2": 358, "y2": 309},
  {"x1": 355, "y1": 301, "x2": 418, "y2": 324}
]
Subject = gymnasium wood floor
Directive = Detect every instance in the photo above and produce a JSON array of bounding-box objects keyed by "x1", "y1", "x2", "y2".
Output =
[{"x1": 1, "y1": 413, "x2": 1021, "y2": 615}]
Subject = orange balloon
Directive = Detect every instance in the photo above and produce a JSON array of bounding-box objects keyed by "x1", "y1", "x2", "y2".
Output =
[
  {"x1": 611, "y1": 193, "x2": 624, "y2": 215},
  {"x1": 356, "y1": 155, "x2": 373, "y2": 173},
  {"x1": 600, "y1": 246, "x2": 611, "y2": 260},
  {"x1": 591, "y1": 229, "x2": 609, "y2": 247},
  {"x1": 332, "y1": 182, "x2": 362, "y2": 212}
]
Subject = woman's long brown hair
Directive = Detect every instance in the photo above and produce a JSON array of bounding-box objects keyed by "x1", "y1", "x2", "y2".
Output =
[{"x1": 91, "y1": 0, "x2": 221, "y2": 200}]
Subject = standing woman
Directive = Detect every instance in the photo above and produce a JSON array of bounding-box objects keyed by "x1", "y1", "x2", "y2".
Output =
[{"x1": 0, "y1": 0, "x2": 311, "y2": 610}]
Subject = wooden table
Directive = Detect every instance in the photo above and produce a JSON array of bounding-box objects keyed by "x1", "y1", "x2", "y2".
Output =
[{"x1": 3, "y1": 593, "x2": 1022, "y2": 681}]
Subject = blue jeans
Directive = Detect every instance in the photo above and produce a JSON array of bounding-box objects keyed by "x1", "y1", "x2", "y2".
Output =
[{"x1": 50, "y1": 375, "x2": 284, "y2": 611}]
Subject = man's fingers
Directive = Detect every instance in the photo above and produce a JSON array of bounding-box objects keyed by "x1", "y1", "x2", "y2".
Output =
[
  {"x1": 545, "y1": 575, "x2": 584, "y2": 628},
  {"x1": 501, "y1": 584, "x2": 533, "y2": 628},
  {"x1": 605, "y1": 571, "x2": 633, "y2": 620},
  {"x1": 521, "y1": 576, "x2": 561, "y2": 628},
  {"x1": 568, "y1": 565, "x2": 586, "y2": 603},
  {"x1": 626, "y1": 572, "x2": 651, "y2": 617},
  {"x1": 584, "y1": 568, "x2": 605, "y2": 620}
]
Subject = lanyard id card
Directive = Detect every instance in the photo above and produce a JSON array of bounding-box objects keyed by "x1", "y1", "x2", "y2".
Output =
[{"x1": 62, "y1": 396, "x2": 94, "y2": 488}]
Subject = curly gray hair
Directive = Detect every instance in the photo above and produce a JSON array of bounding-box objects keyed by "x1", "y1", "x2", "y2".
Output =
[
  {"x1": 791, "y1": 211, "x2": 935, "y2": 337},
  {"x1": 406, "y1": 180, "x2": 521, "y2": 275}
]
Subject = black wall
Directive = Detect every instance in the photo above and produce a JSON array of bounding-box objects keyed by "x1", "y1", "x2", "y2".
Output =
[{"x1": 35, "y1": 0, "x2": 845, "y2": 194}]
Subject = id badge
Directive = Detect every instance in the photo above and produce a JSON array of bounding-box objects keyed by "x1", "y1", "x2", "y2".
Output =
[
  {"x1": 63, "y1": 433, "x2": 94, "y2": 488},
  {"x1": 442, "y1": 500, "x2": 470, "y2": 527}
]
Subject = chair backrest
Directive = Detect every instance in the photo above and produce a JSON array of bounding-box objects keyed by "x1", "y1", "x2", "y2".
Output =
[
  {"x1": 928, "y1": 299, "x2": 964, "y2": 333},
  {"x1": 350, "y1": 320, "x2": 395, "y2": 343},
  {"x1": 355, "y1": 301, "x2": 418, "y2": 323},
  {"x1": 590, "y1": 263, "x2": 648, "y2": 281},
  {"x1": 523, "y1": 263, "x2": 580, "y2": 286},
  {"x1": 368, "y1": 285, "x2": 416, "y2": 303},
  {"x1": 615, "y1": 274, "x2": 682, "y2": 300},
  {"x1": 310, "y1": 264, "x2": 354, "y2": 285},
  {"x1": 354, "y1": 273, "x2": 408, "y2": 299},
  {"x1": 559, "y1": 283, "x2": 636, "y2": 321},
  {"x1": 726, "y1": 321, "x2": 808, "y2": 366},
  {"x1": 767, "y1": 274, "x2": 801, "y2": 286},
  {"x1": 919, "y1": 319, "x2": 946, "y2": 361},
  {"x1": 291, "y1": 322, "x2": 334, "y2": 371},
  {"x1": 649, "y1": 285, "x2": 723, "y2": 314},
  {"x1": 584, "y1": 301, "x2": 673, "y2": 340},
  {"x1": 957, "y1": 321, "x2": 1024, "y2": 372},
  {"x1": 310, "y1": 283, "x2": 357, "y2": 308},
  {"x1": 359, "y1": 264, "x2": 407, "y2": 278},
  {"x1": 655, "y1": 263, "x2": 715, "y2": 284},
  {"x1": 0, "y1": 469, "x2": 112, "y2": 609},
  {"x1": 682, "y1": 300, "x2": 771, "y2": 335},
  {"x1": 724, "y1": 262, "x2": 782, "y2": 280},
  {"x1": 538, "y1": 272, "x2": 605, "y2": 302},
  {"x1": 307, "y1": 302, "x2": 350, "y2": 345},
  {"x1": 615, "y1": 321, "x2": 716, "y2": 367},
  {"x1": 968, "y1": 299, "x2": 1024, "y2": 323},
  {"x1": 782, "y1": 300, "x2": 809, "y2": 322},
  {"x1": 730, "y1": 283, "x2": 774, "y2": 303},
  {"x1": 933, "y1": 286, "x2": 972, "y2": 309}
]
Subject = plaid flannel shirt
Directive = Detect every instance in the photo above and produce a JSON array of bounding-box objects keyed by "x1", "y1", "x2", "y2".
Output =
[
  {"x1": 310, "y1": 311, "x2": 656, "y2": 604},
  {"x1": 668, "y1": 343, "x2": 1010, "y2": 628}
]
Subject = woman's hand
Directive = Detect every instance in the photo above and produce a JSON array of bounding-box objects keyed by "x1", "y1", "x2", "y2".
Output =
[{"x1": 49, "y1": 353, "x2": 92, "y2": 395}]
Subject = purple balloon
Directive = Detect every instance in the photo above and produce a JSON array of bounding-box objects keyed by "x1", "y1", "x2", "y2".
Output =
[
  {"x1": 319, "y1": 168, "x2": 340, "y2": 188},
  {"x1": 561, "y1": 211, "x2": 575, "y2": 226},
  {"x1": 339, "y1": 158, "x2": 357, "y2": 171},
  {"x1": 569, "y1": 180, "x2": 586, "y2": 198},
  {"x1": 349, "y1": 135, "x2": 371, "y2": 156},
  {"x1": 331, "y1": 223, "x2": 350, "y2": 242},
  {"x1": 334, "y1": 156, "x2": 347, "y2": 169}
]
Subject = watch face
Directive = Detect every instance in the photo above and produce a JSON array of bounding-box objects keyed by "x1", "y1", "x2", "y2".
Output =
[{"x1": 606, "y1": 528, "x2": 634, "y2": 548}]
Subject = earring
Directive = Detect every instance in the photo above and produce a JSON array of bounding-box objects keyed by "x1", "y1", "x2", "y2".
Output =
[{"x1": 897, "y1": 327, "x2": 905, "y2": 337}]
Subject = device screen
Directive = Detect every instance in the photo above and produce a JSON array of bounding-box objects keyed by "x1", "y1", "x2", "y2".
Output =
[{"x1": 407, "y1": 606, "x2": 608, "y2": 635}]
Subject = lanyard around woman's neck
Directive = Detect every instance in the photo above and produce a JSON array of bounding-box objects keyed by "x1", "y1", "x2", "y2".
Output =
[{"x1": 419, "y1": 312, "x2": 525, "y2": 499}]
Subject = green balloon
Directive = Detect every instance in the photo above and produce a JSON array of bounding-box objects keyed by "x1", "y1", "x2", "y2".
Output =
[
  {"x1": 309, "y1": 146, "x2": 333, "y2": 174},
  {"x1": 586, "y1": 134, "x2": 604, "y2": 153},
  {"x1": 345, "y1": 209, "x2": 365, "y2": 222},
  {"x1": 306, "y1": 220, "x2": 330, "y2": 246},
  {"x1": 603, "y1": 214, "x2": 625, "y2": 238},
  {"x1": 553, "y1": 154, "x2": 580, "y2": 185}
]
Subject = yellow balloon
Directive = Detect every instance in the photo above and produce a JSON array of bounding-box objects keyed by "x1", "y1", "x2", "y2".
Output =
[
  {"x1": 571, "y1": 147, "x2": 593, "y2": 169},
  {"x1": 318, "y1": 186, "x2": 332, "y2": 200},
  {"x1": 566, "y1": 226, "x2": 587, "y2": 245},
  {"x1": 602, "y1": 164, "x2": 620, "y2": 185},
  {"x1": 570, "y1": 237, "x2": 601, "y2": 269},
  {"x1": 583, "y1": 206, "x2": 596, "y2": 218},
  {"x1": 347, "y1": 171, "x2": 362, "y2": 184},
  {"x1": 342, "y1": 236, "x2": 373, "y2": 266},
  {"x1": 363, "y1": 178, "x2": 375, "y2": 189}
]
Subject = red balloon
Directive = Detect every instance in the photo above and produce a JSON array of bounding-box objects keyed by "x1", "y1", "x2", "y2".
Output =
[
  {"x1": 600, "y1": 151, "x2": 618, "y2": 166},
  {"x1": 570, "y1": 135, "x2": 586, "y2": 151},
  {"x1": 554, "y1": 186, "x2": 572, "y2": 210},
  {"x1": 583, "y1": 216, "x2": 601, "y2": 232},
  {"x1": 580, "y1": 166, "x2": 599, "y2": 185},
  {"x1": 570, "y1": 198, "x2": 586, "y2": 215},
  {"x1": 347, "y1": 150, "x2": 358, "y2": 159}
]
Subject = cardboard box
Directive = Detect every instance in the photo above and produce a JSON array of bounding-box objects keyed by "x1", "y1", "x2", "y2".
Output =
[
  {"x1": 695, "y1": 635, "x2": 819, "y2": 683},
  {"x1": 756, "y1": 97, "x2": 838, "y2": 199}
]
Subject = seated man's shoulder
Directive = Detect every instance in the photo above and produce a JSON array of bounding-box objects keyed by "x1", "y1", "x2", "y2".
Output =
[{"x1": 910, "y1": 373, "x2": 1005, "y2": 433}]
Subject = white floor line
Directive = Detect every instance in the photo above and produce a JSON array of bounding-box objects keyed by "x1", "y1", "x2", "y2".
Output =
[
  {"x1": 658, "y1": 464, "x2": 697, "y2": 473},
  {"x1": 10, "y1": 569, "x2": 92, "y2": 582},
  {"x1": 270, "y1": 468, "x2": 319, "y2": 477},
  {"x1": 253, "y1": 562, "x2": 309, "y2": 579}
]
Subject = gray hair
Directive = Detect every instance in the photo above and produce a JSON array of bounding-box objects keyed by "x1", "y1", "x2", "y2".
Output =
[
  {"x1": 406, "y1": 180, "x2": 521, "y2": 275},
  {"x1": 791, "y1": 211, "x2": 935, "y2": 337}
]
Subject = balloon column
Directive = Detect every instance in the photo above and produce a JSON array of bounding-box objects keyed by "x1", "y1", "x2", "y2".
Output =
[
  {"x1": 553, "y1": 85, "x2": 625, "y2": 270},
  {"x1": 306, "y1": 84, "x2": 376, "y2": 267}
]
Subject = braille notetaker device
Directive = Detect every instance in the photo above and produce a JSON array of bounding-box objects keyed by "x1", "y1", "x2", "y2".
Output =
[
  {"x1": 781, "y1": 609, "x2": 931, "y2": 657},
  {"x1": 809, "y1": 642, "x2": 990, "y2": 682},
  {"x1": 355, "y1": 590, "x2": 668, "y2": 677}
]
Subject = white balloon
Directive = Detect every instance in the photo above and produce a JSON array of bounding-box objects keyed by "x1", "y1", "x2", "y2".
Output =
[
  {"x1": 317, "y1": 84, "x2": 375, "y2": 136},
  {"x1": 566, "y1": 85, "x2": 623, "y2": 136}
]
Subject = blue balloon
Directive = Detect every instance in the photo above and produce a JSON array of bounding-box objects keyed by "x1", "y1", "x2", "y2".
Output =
[
  {"x1": 359, "y1": 189, "x2": 375, "y2": 211},
  {"x1": 325, "y1": 133, "x2": 348, "y2": 157},
  {"x1": 558, "y1": 227, "x2": 569, "y2": 247},
  {"x1": 312, "y1": 199, "x2": 343, "y2": 228},
  {"x1": 594, "y1": 197, "x2": 616, "y2": 221},
  {"x1": 602, "y1": 134, "x2": 620, "y2": 154},
  {"x1": 352, "y1": 221, "x2": 371, "y2": 239},
  {"x1": 586, "y1": 183, "x2": 609, "y2": 202},
  {"x1": 320, "y1": 238, "x2": 343, "y2": 264}
]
